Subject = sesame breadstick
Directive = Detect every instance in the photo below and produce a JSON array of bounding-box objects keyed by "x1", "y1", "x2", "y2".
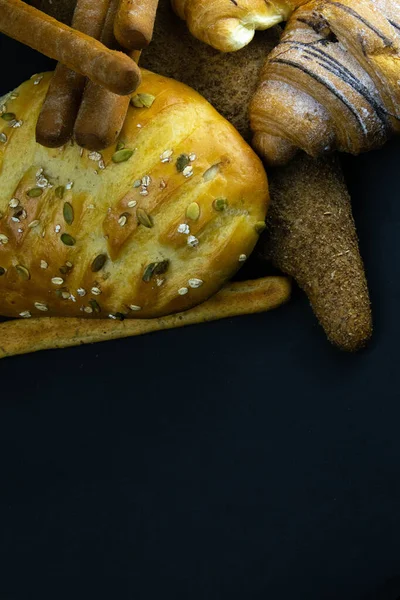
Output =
[
  {"x1": 0, "y1": 0, "x2": 141, "y2": 95},
  {"x1": 0, "y1": 277, "x2": 290, "y2": 359},
  {"x1": 114, "y1": 0, "x2": 160, "y2": 50},
  {"x1": 36, "y1": 0, "x2": 110, "y2": 148}
]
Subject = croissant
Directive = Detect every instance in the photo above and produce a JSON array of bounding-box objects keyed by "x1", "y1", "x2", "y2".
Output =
[
  {"x1": 250, "y1": 0, "x2": 400, "y2": 164},
  {"x1": 171, "y1": 0, "x2": 307, "y2": 51},
  {"x1": 0, "y1": 70, "x2": 268, "y2": 320}
]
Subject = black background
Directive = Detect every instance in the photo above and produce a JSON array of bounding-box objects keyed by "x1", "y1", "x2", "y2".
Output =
[{"x1": 1, "y1": 33, "x2": 400, "y2": 599}]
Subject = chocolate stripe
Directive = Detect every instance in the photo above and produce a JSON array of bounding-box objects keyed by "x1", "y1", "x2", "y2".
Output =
[
  {"x1": 325, "y1": 1, "x2": 393, "y2": 46},
  {"x1": 278, "y1": 40, "x2": 388, "y2": 126},
  {"x1": 270, "y1": 57, "x2": 369, "y2": 135}
]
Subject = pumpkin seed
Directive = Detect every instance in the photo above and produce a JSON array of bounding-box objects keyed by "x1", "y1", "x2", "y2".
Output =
[
  {"x1": 131, "y1": 93, "x2": 156, "y2": 108},
  {"x1": 34, "y1": 302, "x2": 48, "y2": 312},
  {"x1": 254, "y1": 221, "x2": 266, "y2": 234},
  {"x1": 63, "y1": 202, "x2": 74, "y2": 225},
  {"x1": 1, "y1": 112, "x2": 15, "y2": 121},
  {"x1": 176, "y1": 154, "x2": 190, "y2": 172},
  {"x1": 0, "y1": 267, "x2": 6, "y2": 276},
  {"x1": 153, "y1": 260, "x2": 170, "y2": 275},
  {"x1": 89, "y1": 299, "x2": 101, "y2": 313},
  {"x1": 91, "y1": 253, "x2": 108, "y2": 273},
  {"x1": 213, "y1": 197, "x2": 228, "y2": 212},
  {"x1": 114, "y1": 312, "x2": 125, "y2": 321},
  {"x1": 16, "y1": 265, "x2": 30, "y2": 280},
  {"x1": 137, "y1": 208, "x2": 153, "y2": 228},
  {"x1": 186, "y1": 202, "x2": 200, "y2": 221},
  {"x1": 59, "y1": 264, "x2": 72, "y2": 275},
  {"x1": 60, "y1": 233, "x2": 76, "y2": 246},
  {"x1": 55, "y1": 186, "x2": 65, "y2": 199},
  {"x1": 112, "y1": 149, "x2": 134, "y2": 163},
  {"x1": 27, "y1": 187, "x2": 43, "y2": 198}
]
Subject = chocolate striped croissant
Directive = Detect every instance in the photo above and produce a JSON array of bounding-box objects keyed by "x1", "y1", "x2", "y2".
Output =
[{"x1": 250, "y1": 0, "x2": 400, "y2": 164}]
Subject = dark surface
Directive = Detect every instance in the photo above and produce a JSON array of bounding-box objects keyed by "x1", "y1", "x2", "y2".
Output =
[{"x1": 1, "y1": 34, "x2": 400, "y2": 600}]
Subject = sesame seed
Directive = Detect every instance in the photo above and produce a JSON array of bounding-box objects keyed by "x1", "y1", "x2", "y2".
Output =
[
  {"x1": 80, "y1": 148, "x2": 84, "y2": 157},
  {"x1": 19, "y1": 311, "x2": 31, "y2": 318},
  {"x1": 91, "y1": 287, "x2": 101, "y2": 295},
  {"x1": 36, "y1": 168, "x2": 43, "y2": 177},
  {"x1": 129, "y1": 305, "x2": 142, "y2": 311},
  {"x1": 188, "y1": 278, "x2": 204, "y2": 288},
  {"x1": 189, "y1": 153, "x2": 197, "y2": 162},
  {"x1": 239, "y1": 254, "x2": 247, "y2": 262},
  {"x1": 69, "y1": 294, "x2": 76, "y2": 302},
  {"x1": 9, "y1": 198, "x2": 19, "y2": 208},
  {"x1": 61, "y1": 291, "x2": 71, "y2": 300},
  {"x1": 178, "y1": 287, "x2": 189, "y2": 296},
  {"x1": 11, "y1": 217, "x2": 20, "y2": 223},
  {"x1": 36, "y1": 174, "x2": 49, "y2": 188},
  {"x1": 108, "y1": 314, "x2": 117, "y2": 320},
  {"x1": 128, "y1": 200, "x2": 137, "y2": 208},
  {"x1": 88, "y1": 151, "x2": 101, "y2": 162},
  {"x1": 84, "y1": 306, "x2": 93, "y2": 314},
  {"x1": 55, "y1": 224, "x2": 61, "y2": 233},
  {"x1": 33, "y1": 74, "x2": 44, "y2": 85},
  {"x1": 118, "y1": 215, "x2": 127, "y2": 227},
  {"x1": 133, "y1": 179, "x2": 141, "y2": 188},
  {"x1": 0, "y1": 133, "x2": 7, "y2": 143},
  {"x1": 160, "y1": 149, "x2": 173, "y2": 163},
  {"x1": 77, "y1": 288, "x2": 86, "y2": 297},
  {"x1": 183, "y1": 166, "x2": 193, "y2": 178},
  {"x1": 10, "y1": 92, "x2": 19, "y2": 100},
  {"x1": 159, "y1": 179, "x2": 167, "y2": 190},
  {"x1": 187, "y1": 235, "x2": 199, "y2": 247},
  {"x1": 137, "y1": 124, "x2": 142, "y2": 128},
  {"x1": 34, "y1": 302, "x2": 48, "y2": 312},
  {"x1": 140, "y1": 187, "x2": 149, "y2": 196},
  {"x1": 98, "y1": 159, "x2": 105, "y2": 170},
  {"x1": 178, "y1": 224, "x2": 190, "y2": 234},
  {"x1": 156, "y1": 278, "x2": 165, "y2": 287},
  {"x1": 28, "y1": 220, "x2": 40, "y2": 228},
  {"x1": 40, "y1": 260, "x2": 48, "y2": 269},
  {"x1": 66, "y1": 261, "x2": 73, "y2": 268},
  {"x1": 11, "y1": 120, "x2": 23, "y2": 128},
  {"x1": 0, "y1": 234, "x2": 9, "y2": 244},
  {"x1": 17, "y1": 228, "x2": 23, "y2": 233},
  {"x1": 142, "y1": 175, "x2": 151, "y2": 187},
  {"x1": 51, "y1": 277, "x2": 64, "y2": 285},
  {"x1": 65, "y1": 181, "x2": 74, "y2": 190}
]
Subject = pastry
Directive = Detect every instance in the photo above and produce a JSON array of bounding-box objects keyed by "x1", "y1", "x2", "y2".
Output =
[
  {"x1": 0, "y1": 70, "x2": 268, "y2": 320},
  {"x1": 171, "y1": 0, "x2": 307, "y2": 51},
  {"x1": 250, "y1": 0, "x2": 400, "y2": 164},
  {"x1": 258, "y1": 153, "x2": 372, "y2": 351}
]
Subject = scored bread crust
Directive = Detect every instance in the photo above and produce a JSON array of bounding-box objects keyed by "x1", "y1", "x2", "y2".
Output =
[
  {"x1": 0, "y1": 70, "x2": 268, "y2": 320},
  {"x1": 171, "y1": 0, "x2": 308, "y2": 51}
]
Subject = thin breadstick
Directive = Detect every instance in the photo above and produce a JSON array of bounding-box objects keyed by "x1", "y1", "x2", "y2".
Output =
[
  {"x1": 0, "y1": 277, "x2": 290, "y2": 359},
  {"x1": 74, "y1": 0, "x2": 134, "y2": 150},
  {"x1": 114, "y1": 0, "x2": 160, "y2": 50},
  {"x1": 36, "y1": 0, "x2": 110, "y2": 148},
  {"x1": 0, "y1": 0, "x2": 141, "y2": 95}
]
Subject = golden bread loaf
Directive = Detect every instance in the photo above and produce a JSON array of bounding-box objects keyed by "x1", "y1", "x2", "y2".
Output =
[
  {"x1": 171, "y1": 0, "x2": 307, "y2": 51},
  {"x1": 0, "y1": 70, "x2": 268, "y2": 320},
  {"x1": 250, "y1": 0, "x2": 400, "y2": 164}
]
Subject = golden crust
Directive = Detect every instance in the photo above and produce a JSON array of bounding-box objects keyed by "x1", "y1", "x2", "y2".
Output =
[{"x1": 0, "y1": 70, "x2": 268, "y2": 320}]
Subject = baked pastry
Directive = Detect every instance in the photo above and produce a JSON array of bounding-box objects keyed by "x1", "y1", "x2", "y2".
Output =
[
  {"x1": 259, "y1": 153, "x2": 372, "y2": 352},
  {"x1": 0, "y1": 70, "x2": 268, "y2": 320},
  {"x1": 171, "y1": 0, "x2": 307, "y2": 51},
  {"x1": 250, "y1": 0, "x2": 400, "y2": 164}
]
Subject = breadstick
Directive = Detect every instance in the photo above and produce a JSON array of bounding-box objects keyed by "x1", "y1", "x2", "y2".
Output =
[
  {"x1": 114, "y1": 0, "x2": 160, "y2": 50},
  {"x1": 74, "y1": 0, "x2": 134, "y2": 150},
  {"x1": 0, "y1": 0, "x2": 140, "y2": 95},
  {"x1": 0, "y1": 277, "x2": 290, "y2": 359},
  {"x1": 36, "y1": 0, "x2": 110, "y2": 148}
]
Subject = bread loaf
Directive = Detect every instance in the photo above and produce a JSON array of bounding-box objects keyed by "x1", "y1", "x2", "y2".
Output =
[{"x1": 0, "y1": 70, "x2": 268, "y2": 320}]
